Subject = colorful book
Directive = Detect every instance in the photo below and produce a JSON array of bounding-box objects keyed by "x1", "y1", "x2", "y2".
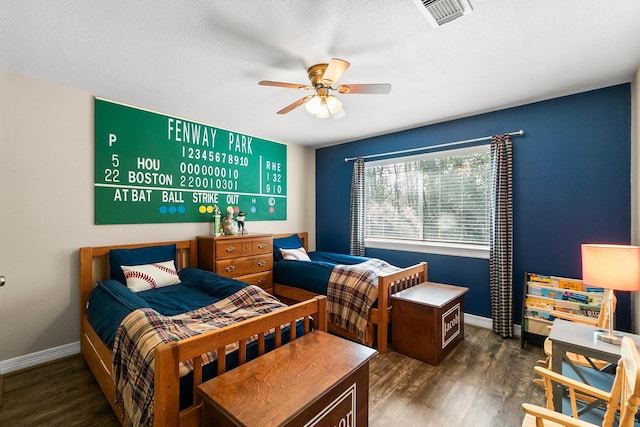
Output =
[
  {"x1": 524, "y1": 306, "x2": 555, "y2": 322},
  {"x1": 527, "y1": 273, "x2": 551, "y2": 284},
  {"x1": 551, "y1": 276, "x2": 583, "y2": 291},
  {"x1": 525, "y1": 295, "x2": 556, "y2": 310}
]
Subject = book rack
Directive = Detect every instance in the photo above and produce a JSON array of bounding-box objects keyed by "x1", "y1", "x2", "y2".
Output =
[{"x1": 520, "y1": 271, "x2": 604, "y2": 348}]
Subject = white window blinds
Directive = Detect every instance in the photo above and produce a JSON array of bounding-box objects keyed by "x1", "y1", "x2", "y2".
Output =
[{"x1": 364, "y1": 145, "x2": 490, "y2": 245}]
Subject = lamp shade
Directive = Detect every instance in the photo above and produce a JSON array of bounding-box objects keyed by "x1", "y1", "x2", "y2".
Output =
[
  {"x1": 316, "y1": 100, "x2": 330, "y2": 118},
  {"x1": 581, "y1": 244, "x2": 640, "y2": 291},
  {"x1": 325, "y1": 95, "x2": 342, "y2": 115},
  {"x1": 304, "y1": 96, "x2": 322, "y2": 114}
]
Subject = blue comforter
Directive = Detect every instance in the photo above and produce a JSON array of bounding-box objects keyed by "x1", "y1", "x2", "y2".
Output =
[
  {"x1": 87, "y1": 267, "x2": 303, "y2": 410},
  {"x1": 272, "y1": 251, "x2": 370, "y2": 295},
  {"x1": 87, "y1": 267, "x2": 248, "y2": 349}
]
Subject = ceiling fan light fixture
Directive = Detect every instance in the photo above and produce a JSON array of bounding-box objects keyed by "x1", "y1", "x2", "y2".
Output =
[
  {"x1": 316, "y1": 99, "x2": 330, "y2": 119},
  {"x1": 304, "y1": 95, "x2": 322, "y2": 114},
  {"x1": 332, "y1": 108, "x2": 346, "y2": 120},
  {"x1": 258, "y1": 57, "x2": 391, "y2": 117},
  {"x1": 325, "y1": 95, "x2": 342, "y2": 115}
]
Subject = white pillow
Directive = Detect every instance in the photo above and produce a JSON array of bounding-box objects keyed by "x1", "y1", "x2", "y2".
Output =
[
  {"x1": 121, "y1": 260, "x2": 180, "y2": 292},
  {"x1": 280, "y1": 247, "x2": 311, "y2": 261}
]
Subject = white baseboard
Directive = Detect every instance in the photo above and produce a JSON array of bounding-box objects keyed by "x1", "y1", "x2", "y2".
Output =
[
  {"x1": 464, "y1": 313, "x2": 492, "y2": 329},
  {"x1": 464, "y1": 313, "x2": 522, "y2": 337},
  {"x1": 0, "y1": 341, "x2": 80, "y2": 375}
]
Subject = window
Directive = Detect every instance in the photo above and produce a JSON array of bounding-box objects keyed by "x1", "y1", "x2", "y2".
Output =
[{"x1": 364, "y1": 145, "x2": 490, "y2": 257}]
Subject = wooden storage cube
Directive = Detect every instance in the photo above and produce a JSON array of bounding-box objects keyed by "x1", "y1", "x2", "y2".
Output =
[{"x1": 392, "y1": 282, "x2": 469, "y2": 365}]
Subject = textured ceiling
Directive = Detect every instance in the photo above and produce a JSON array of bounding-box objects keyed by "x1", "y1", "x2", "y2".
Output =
[{"x1": 2, "y1": 0, "x2": 640, "y2": 147}]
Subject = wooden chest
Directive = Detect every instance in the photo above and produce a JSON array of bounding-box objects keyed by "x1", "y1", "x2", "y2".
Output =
[
  {"x1": 197, "y1": 331, "x2": 377, "y2": 427},
  {"x1": 392, "y1": 282, "x2": 469, "y2": 365},
  {"x1": 197, "y1": 234, "x2": 273, "y2": 293}
]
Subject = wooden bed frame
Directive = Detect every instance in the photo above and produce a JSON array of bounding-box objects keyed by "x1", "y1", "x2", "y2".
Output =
[
  {"x1": 79, "y1": 239, "x2": 327, "y2": 427},
  {"x1": 272, "y1": 232, "x2": 427, "y2": 354}
]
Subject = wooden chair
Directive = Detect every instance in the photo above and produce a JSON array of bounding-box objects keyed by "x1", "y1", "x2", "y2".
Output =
[
  {"x1": 533, "y1": 290, "x2": 616, "y2": 387},
  {"x1": 522, "y1": 336, "x2": 640, "y2": 427}
]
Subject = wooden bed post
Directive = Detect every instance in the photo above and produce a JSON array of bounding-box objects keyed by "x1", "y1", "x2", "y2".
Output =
[
  {"x1": 377, "y1": 288, "x2": 390, "y2": 354},
  {"x1": 314, "y1": 295, "x2": 328, "y2": 332},
  {"x1": 79, "y1": 247, "x2": 94, "y2": 332},
  {"x1": 154, "y1": 342, "x2": 182, "y2": 427}
]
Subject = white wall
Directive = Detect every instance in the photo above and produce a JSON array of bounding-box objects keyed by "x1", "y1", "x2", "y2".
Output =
[{"x1": 0, "y1": 71, "x2": 316, "y2": 367}]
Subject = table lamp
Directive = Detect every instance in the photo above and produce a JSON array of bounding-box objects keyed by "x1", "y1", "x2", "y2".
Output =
[{"x1": 581, "y1": 244, "x2": 640, "y2": 345}]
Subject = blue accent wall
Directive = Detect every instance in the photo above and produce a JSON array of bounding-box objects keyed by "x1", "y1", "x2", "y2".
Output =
[{"x1": 316, "y1": 84, "x2": 632, "y2": 331}]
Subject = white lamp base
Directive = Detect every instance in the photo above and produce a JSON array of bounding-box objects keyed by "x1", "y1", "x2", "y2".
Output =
[{"x1": 594, "y1": 329, "x2": 623, "y2": 345}]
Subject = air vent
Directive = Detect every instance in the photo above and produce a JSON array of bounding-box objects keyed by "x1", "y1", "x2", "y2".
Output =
[{"x1": 413, "y1": 0, "x2": 473, "y2": 27}]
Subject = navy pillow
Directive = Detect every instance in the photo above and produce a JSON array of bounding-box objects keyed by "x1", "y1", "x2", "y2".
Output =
[
  {"x1": 109, "y1": 244, "x2": 177, "y2": 285},
  {"x1": 273, "y1": 234, "x2": 303, "y2": 262}
]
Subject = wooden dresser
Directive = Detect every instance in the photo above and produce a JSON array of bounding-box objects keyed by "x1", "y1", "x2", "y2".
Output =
[{"x1": 197, "y1": 234, "x2": 274, "y2": 293}]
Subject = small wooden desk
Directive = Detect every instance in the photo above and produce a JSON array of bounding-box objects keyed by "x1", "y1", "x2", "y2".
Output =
[
  {"x1": 391, "y1": 282, "x2": 469, "y2": 365},
  {"x1": 197, "y1": 330, "x2": 377, "y2": 427},
  {"x1": 548, "y1": 319, "x2": 640, "y2": 412}
]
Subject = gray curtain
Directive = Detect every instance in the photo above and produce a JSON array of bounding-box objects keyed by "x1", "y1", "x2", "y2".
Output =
[
  {"x1": 490, "y1": 134, "x2": 514, "y2": 338},
  {"x1": 349, "y1": 157, "x2": 365, "y2": 256}
]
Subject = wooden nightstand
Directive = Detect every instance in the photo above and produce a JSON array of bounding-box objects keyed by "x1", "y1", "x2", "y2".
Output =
[{"x1": 197, "y1": 234, "x2": 273, "y2": 293}]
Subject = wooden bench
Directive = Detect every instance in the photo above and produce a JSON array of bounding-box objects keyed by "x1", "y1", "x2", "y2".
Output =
[{"x1": 197, "y1": 330, "x2": 377, "y2": 426}]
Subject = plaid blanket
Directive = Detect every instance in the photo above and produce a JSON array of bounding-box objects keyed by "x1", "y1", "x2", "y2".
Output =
[
  {"x1": 112, "y1": 285, "x2": 287, "y2": 427},
  {"x1": 327, "y1": 259, "x2": 400, "y2": 342}
]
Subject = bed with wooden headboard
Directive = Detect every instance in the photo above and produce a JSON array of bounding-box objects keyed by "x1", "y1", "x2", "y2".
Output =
[
  {"x1": 272, "y1": 232, "x2": 427, "y2": 353},
  {"x1": 79, "y1": 239, "x2": 327, "y2": 427}
]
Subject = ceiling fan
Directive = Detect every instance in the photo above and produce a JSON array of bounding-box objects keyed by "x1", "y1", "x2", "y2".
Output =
[{"x1": 258, "y1": 58, "x2": 391, "y2": 119}]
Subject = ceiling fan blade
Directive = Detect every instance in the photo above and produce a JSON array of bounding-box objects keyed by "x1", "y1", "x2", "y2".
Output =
[
  {"x1": 321, "y1": 58, "x2": 350, "y2": 86},
  {"x1": 259, "y1": 80, "x2": 311, "y2": 90},
  {"x1": 276, "y1": 95, "x2": 315, "y2": 114},
  {"x1": 336, "y1": 83, "x2": 392, "y2": 95}
]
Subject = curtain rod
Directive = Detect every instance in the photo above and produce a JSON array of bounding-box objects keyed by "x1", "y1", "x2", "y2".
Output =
[{"x1": 344, "y1": 129, "x2": 524, "y2": 162}]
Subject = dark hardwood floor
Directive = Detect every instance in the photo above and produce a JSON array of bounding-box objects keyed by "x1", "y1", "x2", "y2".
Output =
[
  {"x1": 0, "y1": 324, "x2": 545, "y2": 426},
  {"x1": 368, "y1": 325, "x2": 546, "y2": 426}
]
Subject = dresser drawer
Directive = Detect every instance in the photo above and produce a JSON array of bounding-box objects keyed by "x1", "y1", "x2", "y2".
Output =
[
  {"x1": 251, "y1": 237, "x2": 273, "y2": 255},
  {"x1": 214, "y1": 239, "x2": 243, "y2": 260},
  {"x1": 215, "y1": 254, "x2": 273, "y2": 278},
  {"x1": 196, "y1": 234, "x2": 273, "y2": 279},
  {"x1": 214, "y1": 237, "x2": 273, "y2": 260},
  {"x1": 239, "y1": 271, "x2": 273, "y2": 293}
]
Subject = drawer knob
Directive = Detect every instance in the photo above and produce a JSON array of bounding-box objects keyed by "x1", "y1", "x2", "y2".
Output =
[
  {"x1": 226, "y1": 265, "x2": 236, "y2": 272},
  {"x1": 258, "y1": 279, "x2": 265, "y2": 285},
  {"x1": 226, "y1": 246, "x2": 236, "y2": 253},
  {"x1": 258, "y1": 260, "x2": 267, "y2": 267},
  {"x1": 258, "y1": 242, "x2": 267, "y2": 249}
]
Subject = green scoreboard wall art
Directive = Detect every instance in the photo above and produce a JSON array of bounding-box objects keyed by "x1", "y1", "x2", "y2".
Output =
[{"x1": 94, "y1": 98, "x2": 287, "y2": 224}]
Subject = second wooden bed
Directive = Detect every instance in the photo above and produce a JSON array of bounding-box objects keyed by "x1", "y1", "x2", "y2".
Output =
[{"x1": 272, "y1": 232, "x2": 427, "y2": 353}]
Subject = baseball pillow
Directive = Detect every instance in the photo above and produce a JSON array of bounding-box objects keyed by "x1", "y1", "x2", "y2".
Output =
[
  {"x1": 109, "y1": 244, "x2": 176, "y2": 285},
  {"x1": 279, "y1": 247, "x2": 311, "y2": 261},
  {"x1": 273, "y1": 234, "x2": 304, "y2": 261},
  {"x1": 120, "y1": 260, "x2": 180, "y2": 292}
]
